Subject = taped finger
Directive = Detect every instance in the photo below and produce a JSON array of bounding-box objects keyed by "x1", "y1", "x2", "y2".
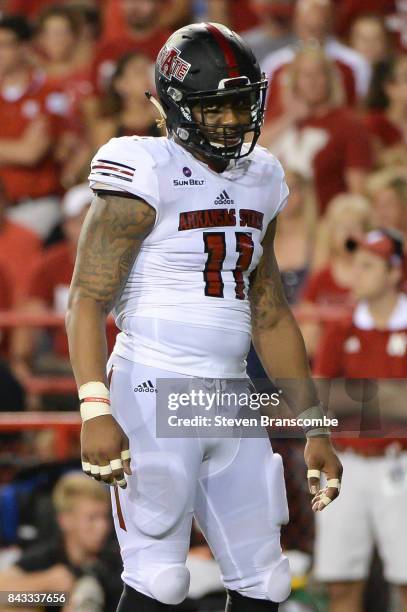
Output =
[
  {"x1": 121, "y1": 449, "x2": 131, "y2": 461},
  {"x1": 318, "y1": 494, "x2": 332, "y2": 508},
  {"x1": 312, "y1": 486, "x2": 335, "y2": 511},
  {"x1": 100, "y1": 465, "x2": 113, "y2": 476},
  {"x1": 307, "y1": 468, "x2": 321, "y2": 494},
  {"x1": 90, "y1": 464, "x2": 101, "y2": 476},
  {"x1": 82, "y1": 460, "x2": 91, "y2": 474},
  {"x1": 327, "y1": 478, "x2": 341, "y2": 491},
  {"x1": 110, "y1": 458, "x2": 123, "y2": 471}
]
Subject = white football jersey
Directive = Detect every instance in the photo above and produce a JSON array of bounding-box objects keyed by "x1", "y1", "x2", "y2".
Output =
[{"x1": 89, "y1": 136, "x2": 288, "y2": 376}]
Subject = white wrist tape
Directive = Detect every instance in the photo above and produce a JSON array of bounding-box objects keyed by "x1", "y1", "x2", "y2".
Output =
[
  {"x1": 79, "y1": 381, "x2": 111, "y2": 422},
  {"x1": 298, "y1": 404, "x2": 331, "y2": 438}
]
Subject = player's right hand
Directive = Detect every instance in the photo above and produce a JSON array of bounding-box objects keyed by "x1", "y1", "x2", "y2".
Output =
[{"x1": 81, "y1": 414, "x2": 132, "y2": 488}]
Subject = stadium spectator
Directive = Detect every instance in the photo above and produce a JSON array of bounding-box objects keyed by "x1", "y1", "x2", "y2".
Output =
[
  {"x1": 0, "y1": 472, "x2": 122, "y2": 612},
  {"x1": 262, "y1": 0, "x2": 371, "y2": 122},
  {"x1": 102, "y1": 0, "x2": 190, "y2": 43},
  {"x1": 5, "y1": 0, "x2": 64, "y2": 19},
  {"x1": 313, "y1": 228, "x2": 407, "y2": 612},
  {"x1": 0, "y1": 15, "x2": 67, "y2": 240},
  {"x1": 311, "y1": 193, "x2": 372, "y2": 272},
  {"x1": 91, "y1": 51, "x2": 160, "y2": 151},
  {"x1": 364, "y1": 55, "x2": 407, "y2": 168},
  {"x1": 0, "y1": 181, "x2": 42, "y2": 304},
  {"x1": 35, "y1": 6, "x2": 96, "y2": 188},
  {"x1": 349, "y1": 14, "x2": 390, "y2": 67},
  {"x1": 386, "y1": 2, "x2": 407, "y2": 51},
  {"x1": 300, "y1": 193, "x2": 371, "y2": 356},
  {"x1": 370, "y1": 176, "x2": 407, "y2": 247},
  {"x1": 205, "y1": 0, "x2": 260, "y2": 33},
  {"x1": 333, "y1": 0, "x2": 396, "y2": 40},
  {"x1": 10, "y1": 184, "x2": 117, "y2": 408},
  {"x1": 67, "y1": 3, "x2": 101, "y2": 71},
  {"x1": 91, "y1": 0, "x2": 170, "y2": 97},
  {"x1": 35, "y1": 6, "x2": 92, "y2": 89},
  {"x1": 264, "y1": 47, "x2": 373, "y2": 212},
  {"x1": 274, "y1": 170, "x2": 317, "y2": 304},
  {"x1": 241, "y1": 0, "x2": 296, "y2": 65}
]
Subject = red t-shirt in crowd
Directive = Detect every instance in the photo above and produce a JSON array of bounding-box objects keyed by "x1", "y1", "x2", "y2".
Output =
[
  {"x1": 25, "y1": 241, "x2": 118, "y2": 358},
  {"x1": 364, "y1": 112, "x2": 403, "y2": 149},
  {"x1": 294, "y1": 108, "x2": 372, "y2": 212},
  {"x1": 26, "y1": 241, "x2": 73, "y2": 358},
  {"x1": 44, "y1": 68, "x2": 94, "y2": 133},
  {"x1": 301, "y1": 265, "x2": 352, "y2": 306},
  {"x1": 91, "y1": 30, "x2": 170, "y2": 95},
  {"x1": 0, "y1": 219, "x2": 42, "y2": 304},
  {"x1": 265, "y1": 59, "x2": 357, "y2": 123},
  {"x1": 0, "y1": 72, "x2": 65, "y2": 203},
  {"x1": 230, "y1": 0, "x2": 260, "y2": 32},
  {"x1": 6, "y1": 0, "x2": 64, "y2": 17},
  {"x1": 314, "y1": 294, "x2": 407, "y2": 450},
  {"x1": 333, "y1": 0, "x2": 396, "y2": 38}
]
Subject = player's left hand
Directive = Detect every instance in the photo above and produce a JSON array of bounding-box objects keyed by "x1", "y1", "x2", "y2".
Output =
[{"x1": 304, "y1": 437, "x2": 343, "y2": 512}]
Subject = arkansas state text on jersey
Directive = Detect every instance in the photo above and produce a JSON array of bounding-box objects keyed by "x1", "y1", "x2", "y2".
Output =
[{"x1": 89, "y1": 136, "x2": 288, "y2": 377}]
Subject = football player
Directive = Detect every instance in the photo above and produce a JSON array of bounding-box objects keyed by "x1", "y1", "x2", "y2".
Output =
[{"x1": 66, "y1": 23, "x2": 342, "y2": 611}]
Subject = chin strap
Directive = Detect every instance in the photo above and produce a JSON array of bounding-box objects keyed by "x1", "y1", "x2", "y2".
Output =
[{"x1": 145, "y1": 91, "x2": 168, "y2": 131}]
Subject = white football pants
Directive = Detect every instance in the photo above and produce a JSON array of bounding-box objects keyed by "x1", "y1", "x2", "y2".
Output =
[{"x1": 107, "y1": 353, "x2": 291, "y2": 606}]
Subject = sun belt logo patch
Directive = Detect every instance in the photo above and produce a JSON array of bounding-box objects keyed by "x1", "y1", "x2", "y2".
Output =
[{"x1": 158, "y1": 45, "x2": 191, "y2": 82}]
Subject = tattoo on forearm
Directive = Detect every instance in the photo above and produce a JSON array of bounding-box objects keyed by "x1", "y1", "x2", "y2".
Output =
[
  {"x1": 249, "y1": 218, "x2": 289, "y2": 330},
  {"x1": 70, "y1": 194, "x2": 155, "y2": 310}
]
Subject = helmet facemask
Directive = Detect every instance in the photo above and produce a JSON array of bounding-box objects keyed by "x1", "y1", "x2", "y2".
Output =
[{"x1": 165, "y1": 75, "x2": 268, "y2": 161}]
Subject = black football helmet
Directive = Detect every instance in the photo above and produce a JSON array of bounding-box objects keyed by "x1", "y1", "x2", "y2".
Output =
[{"x1": 154, "y1": 22, "x2": 268, "y2": 161}]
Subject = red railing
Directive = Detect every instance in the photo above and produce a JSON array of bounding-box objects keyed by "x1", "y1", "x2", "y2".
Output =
[
  {"x1": 0, "y1": 306, "x2": 353, "y2": 458},
  {"x1": 0, "y1": 311, "x2": 116, "y2": 396},
  {"x1": 0, "y1": 411, "x2": 81, "y2": 458},
  {"x1": 0, "y1": 306, "x2": 352, "y2": 396}
]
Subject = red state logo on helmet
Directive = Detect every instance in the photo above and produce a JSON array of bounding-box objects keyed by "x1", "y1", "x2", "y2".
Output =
[{"x1": 157, "y1": 46, "x2": 191, "y2": 82}]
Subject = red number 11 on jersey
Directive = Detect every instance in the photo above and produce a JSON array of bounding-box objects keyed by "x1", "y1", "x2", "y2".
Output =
[{"x1": 203, "y1": 231, "x2": 254, "y2": 300}]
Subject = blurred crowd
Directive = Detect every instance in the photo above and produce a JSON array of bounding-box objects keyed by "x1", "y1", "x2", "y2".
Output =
[{"x1": 1, "y1": 0, "x2": 407, "y2": 611}]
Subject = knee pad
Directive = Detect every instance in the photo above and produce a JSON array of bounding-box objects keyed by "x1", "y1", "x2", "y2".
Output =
[
  {"x1": 149, "y1": 564, "x2": 190, "y2": 605},
  {"x1": 116, "y1": 584, "x2": 171, "y2": 611},
  {"x1": 226, "y1": 590, "x2": 279, "y2": 611},
  {"x1": 264, "y1": 556, "x2": 291, "y2": 603},
  {"x1": 233, "y1": 553, "x2": 291, "y2": 604}
]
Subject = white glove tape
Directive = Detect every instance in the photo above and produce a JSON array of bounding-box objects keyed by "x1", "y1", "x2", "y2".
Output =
[
  {"x1": 319, "y1": 494, "x2": 332, "y2": 508},
  {"x1": 115, "y1": 478, "x2": 127, "y2": 488},
  {"x1": 100, "y1": 465, "x2": 113, "y2": 476},
  {"x1": 299, "y1": 404, "x2": 330, "y2": 437},
  {"x1": 307, "y1": 469, "x2": 321, "y2": 479},
  {"x1": 110, "y1": 458, "x2": 123, "y2": 471},
  {"x1": 121, "y1": 449, "x2": 131, "y2": 461},
  {"x1": 327, "y1": 478, "x2": 341, "y2": 490},
  {"x1": 82, "y1": 461, "x2": 91, "y2": 473},
  {"x1": 79, "y1": 381, "x2": 111, "y2": 422}
]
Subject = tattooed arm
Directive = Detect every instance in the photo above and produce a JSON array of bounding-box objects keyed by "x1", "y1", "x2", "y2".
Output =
[
  {"x1": 250, "y1": 217, "x2": 342, "y2": 511},
  {"x1": 250, "y1": 218, "x2": 312, "y2": 386},
  {"x1": 66, "y1": 192, "x2": 155, "y2": 387},
  {"x1": 65, "y1": 192, "x2": 155, "y2": 488}
]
